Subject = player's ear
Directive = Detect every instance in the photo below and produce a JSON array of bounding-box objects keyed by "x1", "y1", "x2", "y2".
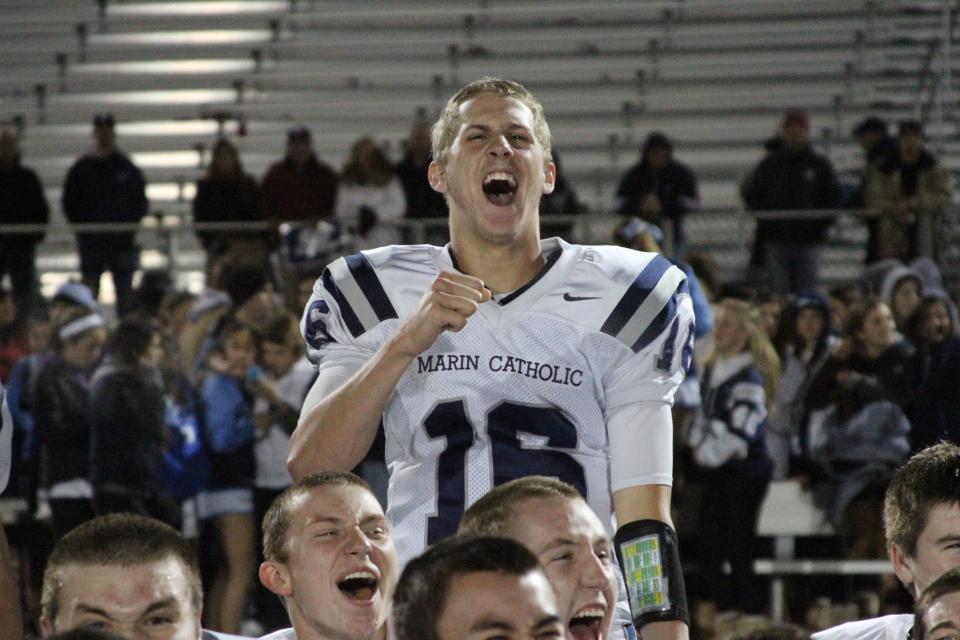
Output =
[
  {"x1": 39, "y1": 616, "x2": 55, "y2": 638},
  {"x1": 259, "y1": 560, "x2": 294, "y2": 597},
  {"x1": 428, "y1": 160, "x2": 447, "y2": 194},
  {"x1": 889, "y1": 543, "x2": 916, "y2": 595},
  {"x1": 541, "y1": 161, "x2": 556, "y2": 195}
]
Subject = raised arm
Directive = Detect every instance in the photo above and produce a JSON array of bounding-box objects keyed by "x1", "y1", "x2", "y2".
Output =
[{"x1": 287, "y1": 270, "x2": 491, "y2": 480}]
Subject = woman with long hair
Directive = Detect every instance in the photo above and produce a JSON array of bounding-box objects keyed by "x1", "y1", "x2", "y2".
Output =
[
  {"x1": 336, "y1": 136, "x2": 406, "y2": 248},
  {"x1": 806, "y1": 296, "x2": 916, "y2": 558},
  {"x1": 688, "y1": 298, "x2": 779, "y2": 618}
]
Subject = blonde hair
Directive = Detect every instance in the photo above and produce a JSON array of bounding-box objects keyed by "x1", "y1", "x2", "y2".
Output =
[
  {"x1": 431, "y1": 76, "x2": 553, "y2": 168},
  {"x1": 708, "y1": 298, "x2": 781, "y2": 408}
]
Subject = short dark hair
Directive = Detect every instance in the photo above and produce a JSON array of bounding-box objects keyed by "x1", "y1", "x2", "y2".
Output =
[
  {"x1": 458, "y1": 476, "x2": 581, "y2": 537},
  {"x1": 884, "y1": 443, "x2": 960, "y2": 557},
  {"x1": 108, "y1": 317, "x2": 158, "y2": 368},
  {"x1": 393, "y1": 536, "x2": 543, "y2": 640},
  {"x1": 41, "y1": 514, "x2": 201, "y2": 623},
  {"x1": 262, "y1": 312, "x2": 301, "y2": 351},
  {"x1": 914, "y1": 566, "x2": 960, "y2": 639},
  {"x1": 262, "y1": 470, "x2": 372, "y2": 562}
]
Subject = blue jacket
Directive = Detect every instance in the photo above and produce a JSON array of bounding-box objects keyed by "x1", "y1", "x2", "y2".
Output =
[{"x1": 202, "y1": 374, "x2": 255, "y2": 490}]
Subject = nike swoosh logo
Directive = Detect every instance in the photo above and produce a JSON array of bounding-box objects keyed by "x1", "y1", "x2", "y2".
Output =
[{"x1": 563, "y1": 293, "x2": 600, "y2": 302}]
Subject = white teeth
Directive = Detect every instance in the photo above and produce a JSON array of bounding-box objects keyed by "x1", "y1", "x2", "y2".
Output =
[
  {"x1": 572, "y1": 608, "x2": 605, "y2": 620},
  {"x1": 483, "y1": 172, "x2": 516, "y2": 186},
  {"x1": 342, "y1": 571, "x2": 377, "y2": 581}
]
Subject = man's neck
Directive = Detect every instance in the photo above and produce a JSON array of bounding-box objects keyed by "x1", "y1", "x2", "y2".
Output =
[{"x1": 449, "y1": 234, "x2": 545, "y2": 295}]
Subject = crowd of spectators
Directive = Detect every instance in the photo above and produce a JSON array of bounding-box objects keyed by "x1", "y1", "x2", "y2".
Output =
[{"x1": 0, "y1": 101, "x2": 958, "y2": 640}]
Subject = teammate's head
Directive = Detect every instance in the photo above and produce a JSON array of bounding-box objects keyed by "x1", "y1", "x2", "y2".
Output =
[
  {"x1": 259, "y1": 471, "x2": 398, "y2": 640},
  {"x1": 40, "y1": 513, "x2": 202, "y2": 640},
  {"x1": 393, "y1": 535, "x2": 564, "y2": 640},
  {"x1": 459, "y1": 477, "x2": 618, "y2": 640},
  {"x1": 914, "y1": 567, "x2": 960, "y2": 640},
  {"x1": 431, "y1": 76, "x2": 552, "y2": 168},
  {"x1": 884, "y1": 443, "x2": 960, "y2": 599}
]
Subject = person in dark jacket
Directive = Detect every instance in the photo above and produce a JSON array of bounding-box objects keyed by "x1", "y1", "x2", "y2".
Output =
[
  {"x1": 906, "y1": 293, "x2": 960, "y2": 451},
  {"x1": 396, "y1": 119, "x2": 447, "y2": 221},
  {"x1": 0, "y1": 125, "x2": 49, "y2": 320},
  {"x1": 61, "y1": 114, "x2": 148, "y2": 317},
  {"x1": 260, "y1": 126, "x2": 338, "y2": 225},
  {"x1": 89, "y1": 317, "x2": 179, "y2": 527},
  {"x1": 34, "y1": 307, "x2": 106, "y2": 538},
  {"x1": 851, "y1": 117, "x2": 897, "y2": 261},
  {"x1": 743, "y1": 109, "x2": 842, "y2": 294},
  {"x1": 193, "y1": 138, "x2": 267, "y2": 268},
  {"x1": 615, "y1": 131, "x2": 699, "y2": 257}
]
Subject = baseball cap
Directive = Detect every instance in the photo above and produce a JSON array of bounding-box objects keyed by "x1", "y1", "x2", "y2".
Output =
[
  {"x1": 92, "y1": 113, "x2": 115, "y2": 128},
  {"x1": 782, "y1": 109, "x2": 810, "y2": 129},
  {"x1": 852, "y1": 116, "x2": 887, "y2": 136},
  {"x1": 287, "y1": 126, "x2": 311, "y2": 143},
  {"x1": 52, "y1": 282, "x2": 99, "y2": 311}
]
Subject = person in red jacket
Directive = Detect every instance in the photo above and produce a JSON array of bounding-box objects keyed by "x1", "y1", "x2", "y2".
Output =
[{"x1": 261, "y1": 127, "x2": 338, "y2": 225}]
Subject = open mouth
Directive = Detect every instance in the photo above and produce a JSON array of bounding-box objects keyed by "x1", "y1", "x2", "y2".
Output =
[
  {"x1": 568, "y1": 607, "x2": 605, "y2": 640},
  {"x1": 482, "y1": 171, "x2": 517, "y2": 207},
  {"x1": 337, "y1": 570, "x2": 379, "y2": 602}
]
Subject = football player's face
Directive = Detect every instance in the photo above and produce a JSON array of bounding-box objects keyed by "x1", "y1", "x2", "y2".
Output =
[
  {"x1": 436, "y1": 570, "x2": 565, "y2": 640},
  {"x1": 920, "y1": 590, "x2": 960, "y2": 640},
  {"x1": 892, "y1": 502, "x2": 960, "y2": 599},
  {"x1": 506, "y1": 497, "x2": 618, "y2": 640},
  {"x1": 430, "y1": 93, "x2": 555, "y2": 247},
  {"x1": 42, "y1": 558, "x2": 201, "y2": 640},
  {"x1": 268, "y1": 485, "x2": 397, "y2": 640}
]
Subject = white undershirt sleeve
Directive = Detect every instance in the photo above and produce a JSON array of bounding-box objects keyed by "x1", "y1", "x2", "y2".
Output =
[
  {"x1": 607, "y1": 401, "x2": 674, "y2": 493},
  {"x1": 298, "y1": 351, "x2": 368, "y2": 425}
]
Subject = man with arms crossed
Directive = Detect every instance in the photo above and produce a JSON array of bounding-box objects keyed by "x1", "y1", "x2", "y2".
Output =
[
  {"x1": 39, "y1": 513, "x2": 202, "y2": 640},
  {"x1": 459, "y1": 476, "x2": 621, "y2": 640},
  {"x1": 258, "y1": 471, "x2": 398, "y2": 640},
  {"x1": 814, "y1": 442, "x2": 960, "y2": 639},
  {"x1": 393, "y1": 535, "x2": 567, "y2": 640},
  {"x1": 291, "y1": 76, "x2": 692, "y2": 640}
]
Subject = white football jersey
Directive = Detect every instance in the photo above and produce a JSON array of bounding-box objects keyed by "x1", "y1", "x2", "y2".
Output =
[
  {"x1": 0, "y1": 382, "x2": 11, "y2": 494},
  {"x1": 302, "y1": 237, "x2": 694, "y2": 566}
]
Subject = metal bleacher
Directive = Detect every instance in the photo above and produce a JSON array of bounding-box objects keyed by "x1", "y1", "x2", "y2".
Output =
[{"x1": 0, "y1": 0, "x2": 957, "y2": 297}]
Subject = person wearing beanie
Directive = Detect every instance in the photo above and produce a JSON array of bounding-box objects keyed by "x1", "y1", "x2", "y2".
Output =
[
  {"x1": 614, "y1": 131, "x2": 699, "y2": 256},
  {"x1": 62, "y1": 114, "x2": 148, "y2": 317},
  {"x1": 768, "y1": 292, "x2": 837, "y2": 478},
  {"x1": 865, "y1": 120, "x2": 952, "y2": 262},
  {"x1": 742, "y1": 109, "x2": 842, "y2": 294}
]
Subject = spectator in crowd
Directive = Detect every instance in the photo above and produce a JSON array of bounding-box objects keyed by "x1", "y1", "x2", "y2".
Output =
[
  {"x1": 198, "y1": 320, "x2": 275, "y2": 633},
  {"x1": 193, "y1": 139, "x2": 268, "y2": 268},
  {"x1": 458, "y1": 476, "x2": 622, "y2": 640},
  {"x1": 336, "y1": 136, "x2": 406, "y2": 249},
  {"x1": 769, "y1": 293, "x2": 836, "y2": 479},
  {"x1": 50, "y1": 282, "x2": 99, "y2": 325},
  {"x1": 261, "y1": 126, "x2": 338, "y2": 225},
  {"x1": 742, "y1": 109, "x2": 842, "y2": 294},
  {"x1": 906, "y1": 293, "x2": 960, "y2": 451},
  {"x1": 89, "y1": 318, "x2": 179, "y2": 527},
  {"x1": 615, "y1": 132, "x2": 699, "y2": 257},
  {"x1": 827, "y1": 285, "x2": 862, "y2": 337},
  {"x1": 757, "y1": 291, "x2": 786, "y2": 342},
  {"x1": 130, "y1": 270, "x2": 172, "y2": 321},
  {"x1": 0, "y1": 288, "x2": 27, "y2": 383},
  {"x1": 395, "y1": 120, "x2": 447, "y2": 221},
  {"x1": 39, "y1": 513, "x2": 202, "y2": 640},
  {"x1": 393, "y1": 535, "x2": 565, "y2": 640},
  {"x1": 687, "y1": 298, "x2": 779, "y2": 618},
  {"x1": 539, "y1": 151, "x2": 586, "y2": 239},
  {"x1": 5, "y1": 307, "x2": 51, "y2": 504},
  {"x1": 34, "y1": 308, "x2": 106, "y2": 537},
  {"x1": 0, "y1": 124, "x2": 49, "y2": 320},
  {"x1": 813, "y1": 443, "x2": 960, "y2": 640},
  {"x1": 251, "y1": 313, "x2": 316, "y2": 631},
  {"x1": 850, "y1": 117, "x2": 896, "y2": 261},
  {"x1": 913, "y1": 567, "x2": 960, "y2": 640},
  {"x1": 258, "y1": 471, "x2": 398, "y2": 640},
  {"x1": 62, "y1": 114, "x2": 148, "y2": 317},
  {"x1": 177, "y1": 256, "x2": 233, "y2": 382},
  {"x1": 806, "y1": 297, "x2": 915, "y2": 559},
  {"x1": 880, "y1": 264, "x2": 924, "y2": 331},
  {"x1": 0, "y1": 381, "x2": 22, "y2": 640},
  {"x1": 733, "y1": 624, "x2": 811, "y2": 640},
  {"x1": 865, "y1": 121, "x2": 952, "y2": 263}
]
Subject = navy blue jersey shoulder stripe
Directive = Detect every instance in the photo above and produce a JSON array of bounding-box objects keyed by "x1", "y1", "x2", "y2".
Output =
[
  {"x1": 631, "y1": 279, "x2": 689, "y2": 354},
  {"x1": 345, "y1": 253, "x2": 398, "y2": 321},
  {"x1": 322, "y1": 267, "x2": 365, "y2": 338},
  {"x1": 601, "y1": 254, "x2": 673, "y2": 337}
]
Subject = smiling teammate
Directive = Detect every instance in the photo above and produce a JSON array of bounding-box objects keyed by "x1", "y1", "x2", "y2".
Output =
[{"x1": 291, "y1": 77, "x2": 693, "y2": 639}]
